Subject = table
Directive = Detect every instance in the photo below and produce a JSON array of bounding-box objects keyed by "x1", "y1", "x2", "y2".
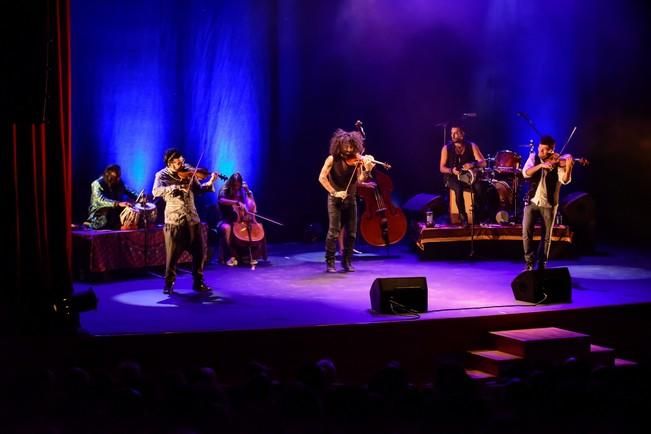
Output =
[{"x1": 72, "y1": 223, "x2": 207, "y2": 276}]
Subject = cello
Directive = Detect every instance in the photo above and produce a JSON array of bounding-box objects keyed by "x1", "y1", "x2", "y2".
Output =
[
  {"x1": 232, "y1": 197, "x2": 265, "y2": 268},
  {"x1": 229, "y1": 185, "x2": 284, "y2": 269},
  {"x1": 354, "y1": 121, "x2": 408, "y2": 247}
]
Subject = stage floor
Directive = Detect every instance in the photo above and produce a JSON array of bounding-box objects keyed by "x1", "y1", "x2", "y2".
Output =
[{"x1": 76, "y1": 242, "x2": 651, "y2": 336}]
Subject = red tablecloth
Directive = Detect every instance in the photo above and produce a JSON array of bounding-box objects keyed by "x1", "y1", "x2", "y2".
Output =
[{"x1": 73, "y1": 224, "x2": 207, "y2": 274}]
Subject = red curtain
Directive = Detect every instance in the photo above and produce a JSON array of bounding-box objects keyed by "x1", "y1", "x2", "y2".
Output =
[{"x1": 7, "y1": 0, "x2": 73, "y2": 333}]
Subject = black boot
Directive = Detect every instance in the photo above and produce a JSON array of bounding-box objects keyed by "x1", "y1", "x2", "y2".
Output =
[
  {"x1": 193, "y1": 280, "x2": 212, "y2": 292},
  {"x1": 326, "y1": 258, "x2": 336, "y2": 273},
  {"x1": 342, "y1": 257, "x2": 355, "y2": 272},
  {"x1": 163, "y1": 280, "x2": 175, "y2": 295}
]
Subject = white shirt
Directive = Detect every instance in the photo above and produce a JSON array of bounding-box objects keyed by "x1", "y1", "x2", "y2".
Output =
[{"x1": 522, "y1": 153, "x2": 571, "y2": 208}]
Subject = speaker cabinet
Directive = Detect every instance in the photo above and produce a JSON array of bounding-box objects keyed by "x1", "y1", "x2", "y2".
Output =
[
  {"x1": 370, "y1": 277, "x2": 428, "y2": 314},
  {"x1": 560, "y1": 192, "x2": 595, "y2": 226},
  {"x1": 560, "y1": 191, "x2": 596, "y2": 252},
  {"x1": 511, "y1": 267, "x2": 572, "y2": 304},
  {"x1": 402, "y1": 193, "x2": 442, "y2": 215}
]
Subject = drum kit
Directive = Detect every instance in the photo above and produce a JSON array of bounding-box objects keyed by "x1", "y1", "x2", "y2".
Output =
[{"x1": 459, "y1": 148, "x2": 528, "y2": 224}]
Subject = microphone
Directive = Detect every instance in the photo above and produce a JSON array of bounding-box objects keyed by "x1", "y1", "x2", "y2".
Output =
[{"x1": 462, "y1": 113, "x2": 477, "y2": 118}]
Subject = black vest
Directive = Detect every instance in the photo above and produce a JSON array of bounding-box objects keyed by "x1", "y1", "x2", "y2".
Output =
[
  {"x1": 445, "y1": 142, "x2": 476, "y2": 170},
  {"x1": 525, "y1": 154, "x2": 561, "y2": 206},
  {"x1": 328, "y1": 156, "x2": 358, "y2": 195}
]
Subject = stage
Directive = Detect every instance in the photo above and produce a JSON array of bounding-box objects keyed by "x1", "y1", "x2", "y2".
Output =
[
  {"x1": 76, "y1": 242, "x2": 651, "y2": 336},
  {"x1": 60, "y1": 242, "x2": 651, "y2": 384}
]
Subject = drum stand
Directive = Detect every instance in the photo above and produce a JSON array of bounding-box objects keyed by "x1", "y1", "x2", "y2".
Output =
[{"x1": 141, "y1": 204, "x2": 163, "y2": 278}]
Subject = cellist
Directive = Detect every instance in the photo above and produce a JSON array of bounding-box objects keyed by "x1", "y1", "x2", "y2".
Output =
[
  {"x1": 217, "y1": 172, "x2": 258, "y2": 266},
  {"x1": 318, "y1": 129, "x2": 375, "y2": 273}
]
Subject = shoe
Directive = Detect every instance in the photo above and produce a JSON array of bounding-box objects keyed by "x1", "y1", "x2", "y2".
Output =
[
  {"x1": 326, "y1": 259, "x2": 336, "y2": 273},
  {"x1": 342, "y1": 259, "x2": 355, "y2": 272},
  {"x1": 352, "y1": 248, "x2": 363, "y2": 255},
  {"x1": 459, "y1": 215, "x2": 469, "y2": 227},
  {"x1": 537, "y1": 261, "x2": 546, "y2": 270},
  {"x1": 525, "y1": 263, "x2": 534, "y2": 272},
  {"x1": 226, "y1": 257, "x2": 238, "y2": 267},
  {"x1": 193, "y1": 281, "x2": 212, "y2": 292},
  {"x1": 163, "y1": 283, "x2": 175, "y2": 295}
]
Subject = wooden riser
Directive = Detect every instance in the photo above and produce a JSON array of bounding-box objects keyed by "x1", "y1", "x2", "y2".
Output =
[
  {"x1": 590, "y1": 344, "x2": 616, "y2": 368},
  {"x1": 416, "y1": 222, "x2": 572, "y2": 247},
  {"x1": 490, "y1": 327, "x2": 591, "y2": 364},
  {"x1": 468, "y1": 350, "x2": 523, "y2": 377},
  {"x1": 465, "y1": 369, "x2": 496, "y2": 382}
]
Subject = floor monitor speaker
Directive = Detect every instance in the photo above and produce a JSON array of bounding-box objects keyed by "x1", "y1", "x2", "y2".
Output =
[
  {"x1": 511, "y1": 267, "x2": 571, "y2": 304},
  {"x1": 370, "y1": 277, "x2": 428, "y2": 313}
]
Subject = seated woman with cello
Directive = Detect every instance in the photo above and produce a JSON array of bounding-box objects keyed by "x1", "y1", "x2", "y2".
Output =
[{"x1": 217, "y1": 172, "x2": 266, "y2": 266}]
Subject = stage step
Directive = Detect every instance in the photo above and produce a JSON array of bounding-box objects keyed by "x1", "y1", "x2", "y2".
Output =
[
  {"x1": 464, "y1": 369, "x2": 496, "y2": 382},
  {"x1": 614, "y1": 358, "x2": 638, "y2": 369},
  {"x1": 590, "y1": 344, "x2": 616, "y2": 368},
  {"x1": 466, "y1": 327, "x2": 638, "y2": 381},
  {"x1": 467, "y1": 350, "x2": 523, "y2": 377},
  {"x1": 490, "y1": 327, "x2": 591, "y2": 364}
]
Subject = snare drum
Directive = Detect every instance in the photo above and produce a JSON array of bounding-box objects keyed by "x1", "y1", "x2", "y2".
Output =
[{"x1": 494, "y1": 150, "x2": 521, "y2": 174}]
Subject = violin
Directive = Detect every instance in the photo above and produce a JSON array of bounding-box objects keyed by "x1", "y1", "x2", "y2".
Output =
[
  {"x1": 177, "y1": 166, "x2": 228, "y2": 182},
  {"x1": 344, "y1": 155, "x2": 392, "y2": 170},
  {"x1": 546, "y1": 153, "x2": 590, "y2": 168}
]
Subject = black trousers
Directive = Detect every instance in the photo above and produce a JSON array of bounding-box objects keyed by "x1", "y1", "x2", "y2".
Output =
[
  {"x1": 164, "y1": 222, "x2": 205, "y2": 286},
  {"x1": 446, "y1": 175, "x2": 487, "y2": 221},
  {"x1": 325, "y1": 195, "x2": 357, "y2": 262}
]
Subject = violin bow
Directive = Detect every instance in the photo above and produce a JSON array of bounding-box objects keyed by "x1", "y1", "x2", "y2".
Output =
[
  {"x1": 342, "y1": 120, "x2": 369, "y2": 195},
  {"x1": 184, "y1": 150, "x2": 205, "y2": 190},
  {"x1": 234, "y1": 200, "x2": 284, "y2": 226},
  {"x1": 558, "y1": 126, "x2": 577, "y2": 155},
  {"x1": 245, "y1": 211, "x2": 284, "y2": 226}
]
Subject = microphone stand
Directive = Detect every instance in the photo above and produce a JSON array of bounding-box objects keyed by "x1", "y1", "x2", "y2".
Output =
[
  {"x1": 545, "y1": 126, "x2": 577, "y2": 262},
  {"x1": 516, "y1": 112, "x2": 543, "y2": 140},
  {"x1": 515, "y1": 113, "x2": 542, "y2": 225},
  {"x1": 137, "y1": 191, "x2": 151, "y2": 273},
  {"x1": 469, "y1": 185, "x2": 476, "y2": 258},
  {"x1": 435, "y1": 120, "x2": 450, "y2": 150}
]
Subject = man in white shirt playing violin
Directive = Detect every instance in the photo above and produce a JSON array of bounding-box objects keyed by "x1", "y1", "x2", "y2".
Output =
[{"x1": 521, "y1": 135, "x2": 574, "y2": 271}]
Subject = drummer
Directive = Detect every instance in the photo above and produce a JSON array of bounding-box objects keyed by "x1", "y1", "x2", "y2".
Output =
[
  {"x1": 85, "y1": 164, "x2": 139, "y2": 230},
  {"x1": 439, "y1": 123, "x2": 488, "y2": 225}
]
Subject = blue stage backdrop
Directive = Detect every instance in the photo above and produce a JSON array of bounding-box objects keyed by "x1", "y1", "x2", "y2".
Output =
[
  {"x1": 72, "y1": 1, "x2": 650, "y2": 241},
  {"x1": 72, "y1": 0, "x2": 272, "y2": 214}
]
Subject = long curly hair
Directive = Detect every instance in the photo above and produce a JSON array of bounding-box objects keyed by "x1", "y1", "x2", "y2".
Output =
[{"x1": 329, "y1": 129, "x2": 365, "y2": 157}]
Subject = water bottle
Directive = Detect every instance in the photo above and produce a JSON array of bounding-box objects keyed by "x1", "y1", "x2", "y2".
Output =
[{"x1": 425, "y1": 210, "x2": 433, "y2": 227}]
